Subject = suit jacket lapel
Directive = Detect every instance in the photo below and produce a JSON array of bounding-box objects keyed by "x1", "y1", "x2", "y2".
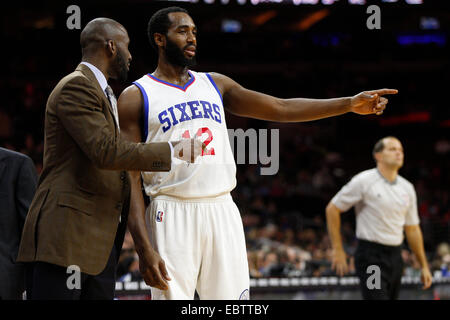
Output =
[{"x1": 75, "y1": 63, "x2": 119, "y2": 135}]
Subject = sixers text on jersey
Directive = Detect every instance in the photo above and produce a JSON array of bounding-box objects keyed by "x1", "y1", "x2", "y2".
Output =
[{"x1": 158, "y1": 100, "x2": 222, "y2": 133}]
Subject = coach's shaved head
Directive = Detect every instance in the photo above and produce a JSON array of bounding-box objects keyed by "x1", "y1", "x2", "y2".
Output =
[
  {"x1": 80, "y1": 18, "x2": 126, "y2": 56},
  {"x1": 80, "y1": 18, "x2": 132, "y2": 82}
]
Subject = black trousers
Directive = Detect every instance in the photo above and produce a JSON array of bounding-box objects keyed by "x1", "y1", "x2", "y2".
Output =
[
  {"x1": 354, "y1": 239, "x2": 404, "y2": 300},
  {"x1": 25, "y1": 244, "x2": 118, "y2": 300}
]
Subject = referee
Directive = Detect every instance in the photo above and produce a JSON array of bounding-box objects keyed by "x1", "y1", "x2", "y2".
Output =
[{"x1": 326, "y1": 136, "x2": 432, "y2": 300}]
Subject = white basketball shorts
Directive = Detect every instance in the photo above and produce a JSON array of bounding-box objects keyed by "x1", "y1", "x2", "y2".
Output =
[{"x1": 145, "y1": 193, "x2": 250, "y2": 300}]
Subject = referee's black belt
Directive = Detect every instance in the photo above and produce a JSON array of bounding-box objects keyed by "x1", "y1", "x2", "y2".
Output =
[{"x1": 357, "y1": 239, "x2": 402, "y2": 253}]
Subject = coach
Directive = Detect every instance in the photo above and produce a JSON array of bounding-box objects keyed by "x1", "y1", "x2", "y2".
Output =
[{"x1": 17, "y1": 18, "x2": 201, "y2": 300}]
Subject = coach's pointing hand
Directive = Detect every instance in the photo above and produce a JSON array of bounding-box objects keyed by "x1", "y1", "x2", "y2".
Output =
[{"x1": 351, "y1": 89, "x2": 398, "y2": 116}]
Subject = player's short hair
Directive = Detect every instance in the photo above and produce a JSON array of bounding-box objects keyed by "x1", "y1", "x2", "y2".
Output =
[
  {"x1": 147, "y1": 6, "x2": 189, "y2": 52},
  {"x1": 372, "y1": 136, "x2": 399, "y2": 155}
]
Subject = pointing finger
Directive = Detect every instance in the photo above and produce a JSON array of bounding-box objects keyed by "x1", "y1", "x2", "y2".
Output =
[{"x1": 367, "y1": 88, "x2": 398, "y2": 96}]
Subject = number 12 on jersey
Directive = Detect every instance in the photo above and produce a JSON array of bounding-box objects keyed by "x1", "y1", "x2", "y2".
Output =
[{"x1": 182, "y1": 127, "x2": 215, "y2": 156}]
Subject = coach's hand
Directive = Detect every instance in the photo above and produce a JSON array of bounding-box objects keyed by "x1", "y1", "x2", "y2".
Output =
[
  {"x1": 421, "y1": 266, "x2": 433, "y2": 290},
  {"x1": 351, "y1": 89, "x2": 398, "y2": 116},
  {"x1": 171, "y1": 138, "x2": 206, "y2": 163},
  {"x1": 139, "y1": 248, "x2": 171, "y2": 290},
  {"x1": 331, "y1": 248, "x2": 349, "y2": 277}
]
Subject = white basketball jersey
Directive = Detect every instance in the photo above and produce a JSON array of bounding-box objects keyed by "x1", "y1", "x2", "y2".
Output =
[{"x1": 133, "y1": 70, "x2": 237, "y2": 199}]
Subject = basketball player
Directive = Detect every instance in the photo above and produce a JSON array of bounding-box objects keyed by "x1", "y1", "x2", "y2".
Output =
[
  {"x1": 117, "y1": 7, "x2": 398, "y2": 300},
  {"x1": 326, "y1": 137, "x2": 432, "y2": 300}
]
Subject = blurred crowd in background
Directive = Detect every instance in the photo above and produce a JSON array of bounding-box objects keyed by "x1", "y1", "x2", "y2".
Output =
[{"x1": 1, "y1": 1, "x2": 449, "y2": 283}]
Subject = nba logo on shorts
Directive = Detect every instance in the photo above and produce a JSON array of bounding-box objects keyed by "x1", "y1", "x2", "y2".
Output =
[{"x1": 156, "y1": 210, "x2": 164, "y2": 222}]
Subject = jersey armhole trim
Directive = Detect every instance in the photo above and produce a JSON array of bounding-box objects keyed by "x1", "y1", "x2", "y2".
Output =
[
  {"x1": 133, "y1": 81, "x2": 149, "y2": 142},
  {"x1": 206, "y1": 73, "x2": 223, "y2": 103}
]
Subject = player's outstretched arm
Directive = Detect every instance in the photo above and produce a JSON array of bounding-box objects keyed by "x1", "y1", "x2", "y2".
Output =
[
  {"x1": 210, "y1": 72, "x2": 397, "y2": 122},
  {"x1": 118, "y1": 86, "x2": 171, "y2": 290}
]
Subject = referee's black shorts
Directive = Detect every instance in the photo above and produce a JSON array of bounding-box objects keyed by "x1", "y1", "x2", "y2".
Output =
[{"x1": 354, "y1": 239, "x2": 404, "y2": 300}]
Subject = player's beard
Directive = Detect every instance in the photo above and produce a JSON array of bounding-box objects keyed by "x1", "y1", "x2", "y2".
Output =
[
  {"x1": 165, "y1": 38, "x2": 197, "y2": 68},
  {"x1": 112, "y1": 48, "x2": 129, "y2": 83}
]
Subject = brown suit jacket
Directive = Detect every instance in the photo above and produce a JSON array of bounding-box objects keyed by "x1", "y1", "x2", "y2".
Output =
[{"x1": 17, "y1": 63, "x2": 171, "y2": 275}]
